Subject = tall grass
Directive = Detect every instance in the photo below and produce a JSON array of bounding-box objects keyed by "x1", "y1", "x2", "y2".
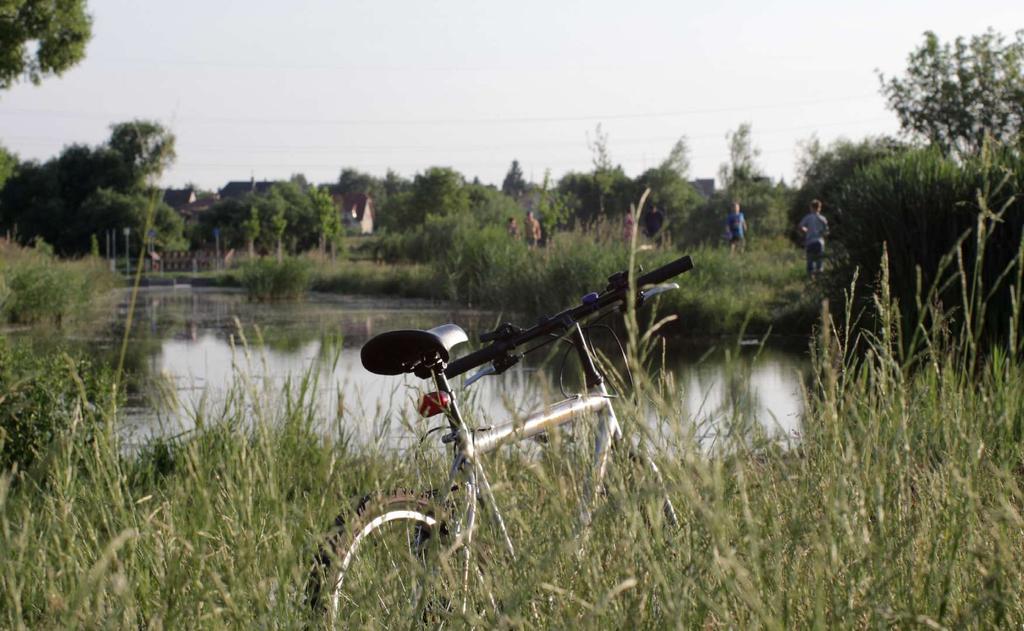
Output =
[
  {"x1": 829, "y1": 144, "x2": 1024, "y2": 346},
  {"x1": 311, "y1": 260, "x2": 435, "y2": 298},
  {"x1": 0, "y1": 241, "x2": 117, "y2": 325},
  {"x1": 342, "y1": 216, "x2": 811, "y2": 336},
  {"x1": 2, "y1": 219, "x2": 1024, "y2": 627},
  {"x1": 237, "y1": 257, "x2": 313, "y2": 302}
]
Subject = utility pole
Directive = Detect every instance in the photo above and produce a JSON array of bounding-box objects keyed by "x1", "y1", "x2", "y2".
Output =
[
  {"x1": 213, "y1": 227, "x2": 221, "y2": 269},
  {"x1": 123, "y1": 227, "x2": 131, "y2": 275}
]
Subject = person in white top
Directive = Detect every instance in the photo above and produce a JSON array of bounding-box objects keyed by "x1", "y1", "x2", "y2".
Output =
[{"x1": 798, "y1": 199, "x2": 829, "y2": 276}]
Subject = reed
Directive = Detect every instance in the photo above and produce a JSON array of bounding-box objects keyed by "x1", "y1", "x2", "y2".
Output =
[{"x1": 3, "y1": 192, "x2": 1023, "y2": 626}]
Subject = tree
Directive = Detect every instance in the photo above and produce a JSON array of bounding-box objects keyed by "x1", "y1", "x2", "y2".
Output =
[
  {"x1": 791, "y1": 135, "x2": 906, "y2": 233},
  {"x1": 635, "y1": 138, "x2": 703, "y2": 240},
  {"x1": 0, "y1": 0, "x2": 92, "y2": 89},
  {"x1": 501, "y1": 160, "x2": 528, "y2": 199},
  {"x1": 78, "y1": 189, "x2": 185, "y2": 253},
  {"x1": 661, "y1": 137, "x2": 692, "y2": 178},
  {"x1": 587, "y1": 123, "x2": 616, "y2": 217},
  {"x1": 309, "y1": 186, "x2": 340, "y2": 259},
  {"x1": 271, "y1": 204, "x2": 287, "y2": 262},
  {"x1": 108, "y1": 120, "x2": 176, "y2": 185},
  {"x1": 242, "y1": 206, "x2": 261, "y2": 258},
  {"x1": 879, "y1": 29, "x2": 1024, "y2": 156},
  {"x1": 337, "y1": 168, "x2": 378, "y2": 196},
  {"x1": 719, "y1": 123, "x2": 762, "y2": 189},
  {"x1": 536, "y1": 170, "x2": 571, "y2": 239},
  {"x1": 0, "y1": 123, "x2": 186, "y2": 255},
  {"x1": 407, "y1": 167, "x2": 469, "y2": 225},
  {"x1": 0, "y1": 144, "x2": 16, "y2": 190}
]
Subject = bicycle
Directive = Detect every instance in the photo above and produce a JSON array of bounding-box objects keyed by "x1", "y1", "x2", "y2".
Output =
[{"x1": 306, "y1": 255, "x2": 694, "y2": 626}]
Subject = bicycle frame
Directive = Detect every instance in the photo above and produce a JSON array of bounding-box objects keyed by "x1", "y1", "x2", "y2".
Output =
[{"x1": 426, "y1": 321, "x2": 677, "y2": 572}]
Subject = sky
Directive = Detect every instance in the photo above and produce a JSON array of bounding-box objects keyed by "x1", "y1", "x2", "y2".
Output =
[{"x1": 0, "y1": 0, "x2": 1020, "y2": 191}]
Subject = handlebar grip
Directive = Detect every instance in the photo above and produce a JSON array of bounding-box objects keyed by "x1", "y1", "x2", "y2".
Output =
[
  {"x1": 637, "y1": 255, "x2": 693, "y2": 287},
  {"x1": 444, "y1": 343, "x2": 504, "y2": 378}
]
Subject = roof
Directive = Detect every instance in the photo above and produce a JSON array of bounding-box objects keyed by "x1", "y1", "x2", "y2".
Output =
[
  {"x1": 219, "y1": 179, "x2": 276, "y2": 199},
  {"x1": 175, "y1": 196, "x2": 219, "y2": 221},
  {"x1": 163, "y1": 188, "x2": 196, "y2": 209},
  {"x1": 690, "y1": 178, "x2": 715, "y2": 198},
  {"x1": 331, "y1": 192, "x2": 373, "y2": 221}
]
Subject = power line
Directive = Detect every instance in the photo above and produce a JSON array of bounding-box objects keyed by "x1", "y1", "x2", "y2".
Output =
[
  {"x1": 0, "y1": 94, "x2": 880, "y2": 127},
  {"x1": 2, "y1": 117, "x2": 894, "y2": 154}
]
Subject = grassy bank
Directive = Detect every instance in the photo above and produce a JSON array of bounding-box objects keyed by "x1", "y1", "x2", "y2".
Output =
[
  {"x1": 0, "y1": 241, "x2": 118, "y2": 325},
  {"x1": 2, "y1": 266, "x2": 1022, "y2": 627},
  {"x1": 312, "y1": 235, "x2": 812, "y2": 338}
]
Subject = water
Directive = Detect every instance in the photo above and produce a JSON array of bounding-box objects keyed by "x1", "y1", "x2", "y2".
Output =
[{"x1": 45, "y1": 288, "x2": 809, "y2": 449}]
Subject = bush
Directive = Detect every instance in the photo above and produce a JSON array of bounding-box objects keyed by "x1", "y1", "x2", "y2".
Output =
[
  {"x1": 0, "y1": 244, "x2": 116, "y2": 324},
  {"x1": 828, "y1": 145, "x2": 1024, "y2": 345},
  {"x1": 0, "y1": 339, "x2": 120, "y2": 473},
  {"x1": 239, "y1": 257, "x2": 313, "y2": 301}
]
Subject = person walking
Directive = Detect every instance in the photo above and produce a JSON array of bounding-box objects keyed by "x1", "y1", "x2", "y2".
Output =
[
  {"x1": 526, "y1": 210, "x2": 542, "y2": 248},
  {"x1": 507, "y1": 216, "x2": 520, "y2": 239},
  {"x1": 798, "y1": 199, "x2": 829, "y2": 276},
  {"x1": 726, "y1": 202, "x2": 747, "y2": 254},
  {"x1": 623, "y1": 208, "x2": 636, "y2": 243}
]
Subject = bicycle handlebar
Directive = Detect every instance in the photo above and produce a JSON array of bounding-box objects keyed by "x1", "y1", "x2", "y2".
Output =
[{"x1": 444, "y1": 255, "x2": 693, "y2": 379}]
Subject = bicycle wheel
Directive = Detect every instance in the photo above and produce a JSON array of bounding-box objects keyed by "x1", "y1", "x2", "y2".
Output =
[{"x1": 306, "y1": 490, "x2": 460, "y2": 627}]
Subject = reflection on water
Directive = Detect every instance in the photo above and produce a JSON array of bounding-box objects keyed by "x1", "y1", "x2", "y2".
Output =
[{"x1": 58, "y1": 288, "x2": 809, "y2": 449}]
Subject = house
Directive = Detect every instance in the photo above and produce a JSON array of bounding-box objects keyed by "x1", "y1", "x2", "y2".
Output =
[
  {"x1": 690, "y1": 178, "x2": 715, "y2": 199},
  {"x1": 163, "y1": 187, "x2": 196, "y2": 210},
  {"x1": 330, "y1": 191, "x2": 374, "y2": 234},
  {"x1": 219, "y1": 178, "x2": 276, "y2": 200},
  {"x1": 178, "y1": 196, "x2": 219, "y2": 225}
]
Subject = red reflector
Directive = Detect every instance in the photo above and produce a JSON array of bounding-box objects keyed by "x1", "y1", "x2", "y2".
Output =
[{"x1": 418, "y1": 391, "x2": 451, "y2": 417}]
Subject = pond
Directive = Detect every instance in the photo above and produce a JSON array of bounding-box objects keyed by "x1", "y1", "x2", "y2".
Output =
[{"x1": 38, "y1": 288, "x2": 811, "y2": 450}]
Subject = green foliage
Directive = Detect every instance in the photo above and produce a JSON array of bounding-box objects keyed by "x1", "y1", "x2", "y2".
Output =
[
  {"x1": 635, "y1": 138, "x2": 703, "y2": 240},
  {"x1": 241, "y1": 205, "x2": 261, "y2": 255},
  {"x1": 0, "y1": 339, "x2": 119, "y2": 474},
  {"x1": 536, "y1": 170, "x2": 572, "y2": 239},
  {"x1": 0, "y1": 123, "x2": 184, "y2": 255},
  {"x1": 239, "y1": 257, "x2": 313, "y2": 301},
  {"x1": 198, "y1": 182, "x2": 319, "y2": 254},
  {"x1": 791, "y1": 135, "x2": 906, "y2": 230},
  {"x1": 677, "y1": 123, "x2": 791, "y2": 244},
  {"x1": 0, "y1": 0, "x2": 92, "y2": 89},
  {"x1": 0, "y1": 144, "x2": 16, "y2": 190},
  {"x1": 336, "y1": 167, "x2": 379, "y2": 196},
  {"x1": 827, "y1": 145, "x2": 1024, "y2": 345},
  {"x1": 880, "y1": 29, "x2": 1024, "y2": 155},
  {"x1": 309, "y1": 185, "x2": 340, "y2": 254},
  {"x1": 107, "y1": 120, "x2": 176, "y2": 185},
  {"x1": 79, "y1": 189, "x2": 186, "y2": 252},
  {"x1": 311, "y1": 261, "x2": 435, "y2": 298},
  {"x1": 3, "y1": 252, "x2": 1024, "y2": 626},
  {"x1": 501, "y1": 159, "x2": 528, "y2": 199},
  {"x1": 0, "y1": 244, "x2": 116, "y2": 324},
  {"x1": 719, "y1": 123, "x2": 761, "y2": 188}
]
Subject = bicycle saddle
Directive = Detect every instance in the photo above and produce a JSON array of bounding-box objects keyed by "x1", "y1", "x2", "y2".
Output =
[{"x1": 360, "y1": 323, "x2": 469, "y2": 376}]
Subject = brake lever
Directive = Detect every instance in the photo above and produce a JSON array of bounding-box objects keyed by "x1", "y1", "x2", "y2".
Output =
[
  {"x1": 464, "y1": 364, "x2": 496, "y2": 388},
  {"x1": 637, "y1": 282, "x2": 680, "y2": 308}
]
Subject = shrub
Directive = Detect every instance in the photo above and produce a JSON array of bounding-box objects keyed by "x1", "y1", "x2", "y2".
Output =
[
  {"x1": 239, "y1": 257, "x2": 313, "y2": 301},
  {"x1": 0, "y1": 245, "x2": 116, "y2": 324},
  {"x1": 828, "y1": 145, "x2": 1024, "y2": 346},
  {"x1": 0, "y1": 339, "x2": 120, "y2": 473}
]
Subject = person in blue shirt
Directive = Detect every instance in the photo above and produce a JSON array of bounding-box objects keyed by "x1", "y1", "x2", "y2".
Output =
[{"x1": 725, "y1": 202, "x2": 747, "y2": 254}]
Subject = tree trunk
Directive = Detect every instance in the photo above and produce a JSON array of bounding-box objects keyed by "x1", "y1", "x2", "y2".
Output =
[{"x1": 277, "y1": 238, "x2": 283, "y2": 263}]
